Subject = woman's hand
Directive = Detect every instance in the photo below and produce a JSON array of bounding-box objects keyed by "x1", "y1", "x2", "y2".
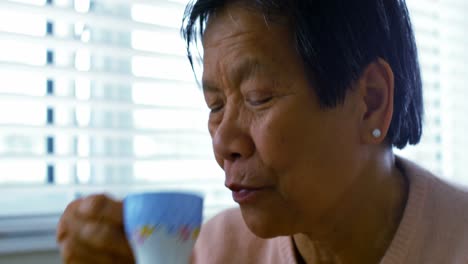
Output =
[{"x1": 57, "y1": 194, "x2": 135, "y2": 264}]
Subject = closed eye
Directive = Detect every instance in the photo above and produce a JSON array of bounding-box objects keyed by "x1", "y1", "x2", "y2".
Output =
[
  {"x1": 209, "y1": 104, "x2": 224, "y2": 113},
  {"x1": 246, "y1": 96, "x2": 273, "y2": 106}
]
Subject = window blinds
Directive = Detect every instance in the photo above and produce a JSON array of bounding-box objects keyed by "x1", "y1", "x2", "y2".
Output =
[
  {"x1": 398, "y1": 0, "x2": 468, "y2": 185},
  {"x1": 0, "y1": 0, "x2": 234, "y2": 254},
  {"x1": 0, "y1": 0, "x2": 467, "y2": 255}
]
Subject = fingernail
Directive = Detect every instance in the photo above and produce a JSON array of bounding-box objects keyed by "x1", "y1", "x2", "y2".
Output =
[{"x1": 79, "y1": 199, "x2": 92, "y2": 214}]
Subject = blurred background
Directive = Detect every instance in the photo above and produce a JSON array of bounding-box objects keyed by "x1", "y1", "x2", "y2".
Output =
[{"x1": 0, "y1": 0, "x2": 466, "y2": 263}]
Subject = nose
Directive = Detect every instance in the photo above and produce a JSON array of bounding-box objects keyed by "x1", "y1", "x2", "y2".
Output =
[{"x1": 212, "y1": 109, "x2": 255, "y2": 164}]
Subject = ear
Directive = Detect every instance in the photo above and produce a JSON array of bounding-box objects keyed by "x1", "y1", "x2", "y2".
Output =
[{"x1": 356, "y1": 58, "x2": 394, "y2": 145}]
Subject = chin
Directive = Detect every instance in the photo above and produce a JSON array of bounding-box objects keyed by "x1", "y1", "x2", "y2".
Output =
[{"x1": 239, "y1": 206, "x2": 292, "y2": 239}]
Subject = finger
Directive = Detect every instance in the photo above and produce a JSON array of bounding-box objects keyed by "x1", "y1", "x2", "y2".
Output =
[
  {"x1": 77, "y1": 219, "x2": 134, "y2": 257},
  {"x1": 68, "y1": 260, "x2": 132, "y2": 264},
  {"x1": 66, "y1": 255, "x2": 134, "y2": 264},
  {"x1": 61, "y1": 237, "x2": 133, "y2": 264},
  {"x1": 78, "y1": 194, "x2": 123, "y2": 225},
  {"x1": 61, "y1": 235, "x2": 134, "y2": 263},
  {"x1": 61, "y1": 214, "x2": 133, "y2": 258},
  {"x1": 57, "y1": 198, "x2": 84, "y2": 242},
  {"x1": 61, "y1": 237, "x2": 112, "y2": 264}
]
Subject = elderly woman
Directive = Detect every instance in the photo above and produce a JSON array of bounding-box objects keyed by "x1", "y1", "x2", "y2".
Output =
[{"x1": 57, "y1": 0, "x2": 468, "y2": 263}]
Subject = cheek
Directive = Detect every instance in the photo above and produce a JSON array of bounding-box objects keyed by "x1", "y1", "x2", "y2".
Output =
[
  {"x1": 207, "y1": 122, "x2": 224, "y2": 169},
  {"x1": 207, "y1": 116, "x2": 217, "y2": 135},
  {"x1": 252, "y1": 111, "x2": 342, "y2": 196},
  {"x1": 251, "y1": 112, "x2": 306, "y2": 176}
]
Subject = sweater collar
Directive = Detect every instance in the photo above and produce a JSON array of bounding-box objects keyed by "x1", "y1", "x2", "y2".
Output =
[{"x1": 378, "y1": 156, "x2": 429, "y2": 264}]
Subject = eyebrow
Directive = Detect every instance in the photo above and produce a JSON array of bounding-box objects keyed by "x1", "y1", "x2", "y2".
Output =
[{"x1": 202, "y1": 57, "x2": 264, "y2": 93}]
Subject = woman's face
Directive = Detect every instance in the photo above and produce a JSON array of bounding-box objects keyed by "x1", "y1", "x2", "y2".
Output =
[{"x1": 202, "y1": 5, "x2": 365, "y2": 238}]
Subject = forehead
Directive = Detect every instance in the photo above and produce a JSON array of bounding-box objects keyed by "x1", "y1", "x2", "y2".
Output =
[
  {"x1": 201, "y1": 5, "x2": 294, "y2": 87},
  {"x1": 202, "y1": 4, "x2": 288, "y2": 49}
]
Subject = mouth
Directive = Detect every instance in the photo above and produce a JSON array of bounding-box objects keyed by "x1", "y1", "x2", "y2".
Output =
[{"x1": 227, "y1": 184, "x2": 271, "y2": 204}]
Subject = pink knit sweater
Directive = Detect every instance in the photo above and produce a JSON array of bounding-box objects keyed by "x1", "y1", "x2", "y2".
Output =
[{"x1": 192, "y1": 157, "x2": 468, "y2": 263}]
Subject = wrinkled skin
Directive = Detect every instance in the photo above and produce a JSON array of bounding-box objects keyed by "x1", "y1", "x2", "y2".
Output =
[
  {"x1": 57, "y1": 194, "x2": 135, "y2": 264},
  {"x1": 58, "y1": 3, "x2": 406, "y2": 264}
]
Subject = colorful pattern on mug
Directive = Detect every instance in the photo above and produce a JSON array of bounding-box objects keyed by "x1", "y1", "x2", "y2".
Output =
[{"x1": 133, "y1": 224, "x2": 201, "y2": 245}]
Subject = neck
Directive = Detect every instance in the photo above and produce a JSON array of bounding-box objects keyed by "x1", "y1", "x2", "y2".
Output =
[{"x1": 294, "y1": 151, "x2": 408, "y2": 264}]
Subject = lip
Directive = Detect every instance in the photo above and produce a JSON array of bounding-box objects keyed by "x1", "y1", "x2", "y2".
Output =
[{"x1": 227, "y1": 184, "x2": 270, "y2": 204}]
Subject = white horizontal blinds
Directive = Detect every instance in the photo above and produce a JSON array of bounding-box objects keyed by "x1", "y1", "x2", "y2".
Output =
[
  {"x1": 0, "y1": 0, "x2": 234, "y2": 223},
  {"x1": 399, "y1": 0, "x2": 444, "y2": 174},
  {"x1": 400, "y1": 0, "x2": 468, "y2": 185},
  {"x1": 438, "y1": 0, "x2": 468, "y2": 183}
]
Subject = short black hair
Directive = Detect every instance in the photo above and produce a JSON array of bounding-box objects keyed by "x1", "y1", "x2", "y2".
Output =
[{"x1": 182, "y1": 0, "x2": 424, "y2": 149}]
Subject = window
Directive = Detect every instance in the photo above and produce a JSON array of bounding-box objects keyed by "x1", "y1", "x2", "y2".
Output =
[
  {"x1": 0, "y1": 0, "x2": 467, "y2": 255},
  {"x1": 0, "y1": 0, "x2": 234, "y2": 254},
  {"x1": 396, "y1": 0, "x2": 468, "y2": 185}
]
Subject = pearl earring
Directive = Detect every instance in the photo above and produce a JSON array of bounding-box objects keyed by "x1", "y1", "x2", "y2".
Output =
[{"x1": 372, "y1": 129, "x2": 382, "y2": 138}]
